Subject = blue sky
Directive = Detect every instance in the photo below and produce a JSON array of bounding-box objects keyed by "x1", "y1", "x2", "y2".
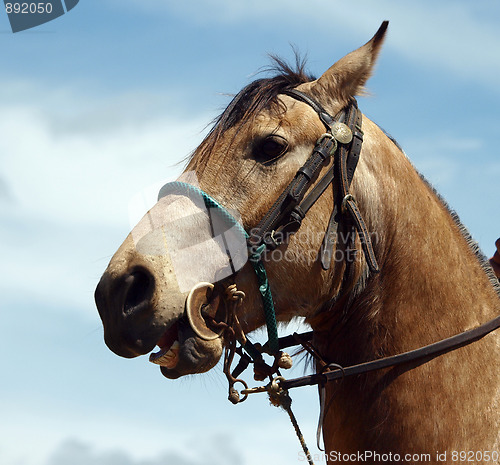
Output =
[{"x1": 1, "y1": 1, "x2": 499, "y2": 465}]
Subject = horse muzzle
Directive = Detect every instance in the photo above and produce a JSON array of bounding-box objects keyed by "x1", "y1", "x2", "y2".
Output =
[
  {"x1": 95, "y1": 261, "x2": 226, "y2": 378},
  {"x1": 95, "y1": 266, "x2": 167, "y2": 358}
]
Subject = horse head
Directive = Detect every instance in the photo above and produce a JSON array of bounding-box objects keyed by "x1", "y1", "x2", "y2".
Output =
[{"x1": 95, "y1": 22, "x2": 389, "y2": 380}]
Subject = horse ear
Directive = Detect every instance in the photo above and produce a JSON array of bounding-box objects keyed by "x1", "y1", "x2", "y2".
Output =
[{"x1": 308, "y1": 21, "x2": 389, "y2": 108}]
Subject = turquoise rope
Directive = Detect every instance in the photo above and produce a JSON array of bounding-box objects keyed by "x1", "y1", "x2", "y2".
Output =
[
  {"x1": 158, "y1": 182, "x2": 280, "y2": 354},
  {"x1": 248, "y1": 245, "x2": 280, "y2": 354},
  {"x1": 159, "y1": 181, "x2": 247, "y2": 238}
]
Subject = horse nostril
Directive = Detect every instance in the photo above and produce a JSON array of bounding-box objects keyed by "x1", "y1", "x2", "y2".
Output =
[{"x1": 123, "y1": 268, "x2": 154, "y2": 316}]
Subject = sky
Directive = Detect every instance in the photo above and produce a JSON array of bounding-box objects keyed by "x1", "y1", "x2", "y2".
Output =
[{"x1": 1, "y1": 1, "x2": 499, "y2": 465}]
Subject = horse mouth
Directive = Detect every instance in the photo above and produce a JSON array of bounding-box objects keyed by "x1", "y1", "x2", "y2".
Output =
[
  {"x1": 147, "y1": 312, "x2": 224, "y2": 379},
  {"x1": 147, "y1": 284, "x2": 228, "y2": 377},
  {"x1": 149, "y1": 322, "x2": 180, "y2": 369}
]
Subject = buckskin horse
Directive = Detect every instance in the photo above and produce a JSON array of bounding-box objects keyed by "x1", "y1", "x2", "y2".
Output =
[{"x1": 95, "y1": 22, "x2": 500, "y2": 463}]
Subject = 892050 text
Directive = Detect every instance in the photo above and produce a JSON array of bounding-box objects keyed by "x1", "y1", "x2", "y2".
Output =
[{"x1": 5, "y1": 3, "x2": 53, "y2": 14}]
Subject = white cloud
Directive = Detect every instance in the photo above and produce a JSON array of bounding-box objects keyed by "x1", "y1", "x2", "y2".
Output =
[
  {"x1": 44, "y1": 436, "x2": 244, "y2": 465},
  {"x1": 0, "y1": 81, "x2": 212, "y2": 315},
  {"x1": 0, "y1": 85, "x2": 210, "y2": 228},
  {"x1": 404, "y1": 134, "x2": 484, "y2": 188},
  {"x1": 0, "y1": 176, "x2": 12, "y2": 202}
]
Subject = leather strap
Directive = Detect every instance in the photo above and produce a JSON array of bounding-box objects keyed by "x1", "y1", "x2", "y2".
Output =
[
  {"x1": 250, "y1": 128, "x2": 338, "y2": 250},
  {"x1": 282, "y1": 88, "x2": 335, "y2": 129},
  {"x1": 250, "y1": 89, "x2": 378, "y2": 275},
  {"x1": 280, "y1": 314, "x2": 500, "y2": 391},
  {"x1": 320, "y1": 203, "x2": 339, "y2": 270},
  {"x1": 320, "y1": 102, "x2": 363, "y2": 270},
  {"x1": 286, "y1": 93, "x2": 379, "y2": 273},
  {"x1": 336, "y1": 104, "x2": 379, "y2": 273}
]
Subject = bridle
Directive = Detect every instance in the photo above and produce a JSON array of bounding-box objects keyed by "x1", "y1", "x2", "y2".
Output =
[
  {"x1": 159, "y1": 88, "x2": 500, "y2": 462},
  {"x1": 249, "y1": 88, "x2": 379, "y2": 274},
  {"x1": 241, "y1": 88, "x2": 500, "y2": 386}
]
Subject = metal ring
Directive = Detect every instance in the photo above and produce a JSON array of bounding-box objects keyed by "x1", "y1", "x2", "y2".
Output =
[
  {"x1": 269, "y1": 376, "x2": 286, "y2": 394},
  {"x1": 341, "y1": 193, "x2": 355, "y2": 213},
  {"x1": 231, "y1": 379, "x2": 249, "y2": 403},
  {"x1": 185, "y1": 282, "x2": 223, "y2": 341}
]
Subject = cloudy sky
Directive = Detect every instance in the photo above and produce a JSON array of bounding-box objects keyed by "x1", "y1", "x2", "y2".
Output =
[{"x1": 1, "y1": 1, "x2": 499, "y2": 465}]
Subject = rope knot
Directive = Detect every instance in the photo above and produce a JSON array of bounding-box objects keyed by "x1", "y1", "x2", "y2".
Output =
[{"x1": 267, "y1": 376, "x2": 291, "y2": 409}]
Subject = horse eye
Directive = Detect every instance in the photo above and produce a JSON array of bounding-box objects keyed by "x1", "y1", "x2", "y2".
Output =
[{"x1": 255, "y1": 135, "x2": 288, "y2": 163}]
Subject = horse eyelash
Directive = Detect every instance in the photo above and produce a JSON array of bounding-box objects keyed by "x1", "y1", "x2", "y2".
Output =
[{"x1": 254, "y1": 135, "x2": 289, "y2": 165}]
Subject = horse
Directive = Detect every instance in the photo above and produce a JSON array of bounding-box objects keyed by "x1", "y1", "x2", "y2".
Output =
[{"x1": 95, "y1": 22, "x2": 500, "y2": 463}]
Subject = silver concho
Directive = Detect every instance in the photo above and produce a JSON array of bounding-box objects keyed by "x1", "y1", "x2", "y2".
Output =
[{"x1": 331, "y1": 122, "x2": 353, "y2": 144}]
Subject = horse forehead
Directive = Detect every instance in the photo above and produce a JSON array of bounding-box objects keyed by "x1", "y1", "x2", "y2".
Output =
[{"x1": 252, "y1": 98, "x2": 324, "y2": 137}]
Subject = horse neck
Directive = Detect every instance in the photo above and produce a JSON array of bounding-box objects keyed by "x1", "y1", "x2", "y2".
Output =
[
  {"x1": 317, "y1": 116, "x2": 499, "y2": 352},
  {"x1": 352, "y1": 118, "x2": 499, "y2": 348},
  {"x1": 312, "y1": 116, "x2": 500, "y2": 454}
]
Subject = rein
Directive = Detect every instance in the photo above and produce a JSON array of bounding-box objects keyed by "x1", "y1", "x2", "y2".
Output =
[{"x1": 243, "y1": 309, "x2": 500, "y2": 393}]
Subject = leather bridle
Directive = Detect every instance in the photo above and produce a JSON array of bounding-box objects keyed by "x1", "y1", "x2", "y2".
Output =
[
  {"x1": 239, "y1": 89, "x2": 500, "y2": 393},
  {"x1": 215, "y1": 88, "x2": 500, "y2": 398},
  {"x1": 249, "y1": 88, "x2": 379, "y2": 275},
  {"x1": 162, "y1": 88, "x2": 500, "y2": 401}
]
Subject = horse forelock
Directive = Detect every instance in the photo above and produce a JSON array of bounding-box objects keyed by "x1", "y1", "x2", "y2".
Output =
[{"x1": 189, "y1": 54, "x2": 315, "y2": 170}]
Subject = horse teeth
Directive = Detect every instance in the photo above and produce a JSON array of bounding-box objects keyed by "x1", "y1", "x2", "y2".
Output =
[{"x1": 149, "y1": 341, "x2": 179, "y2": 368}]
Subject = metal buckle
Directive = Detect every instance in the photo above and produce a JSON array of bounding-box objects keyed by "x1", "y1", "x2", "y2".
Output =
[
  {"x1": 341, "y1": 193, "x2": 355, "y2": 213},
  {"x1": 316, "y1": 132, "x2": 334, "y2": 144},
  {"x1": 270, "y1": 230, "x2": 282, "y2": 248},
  {"x1": 316, "y1": 133, "x2": 337, "y2": 156}
]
